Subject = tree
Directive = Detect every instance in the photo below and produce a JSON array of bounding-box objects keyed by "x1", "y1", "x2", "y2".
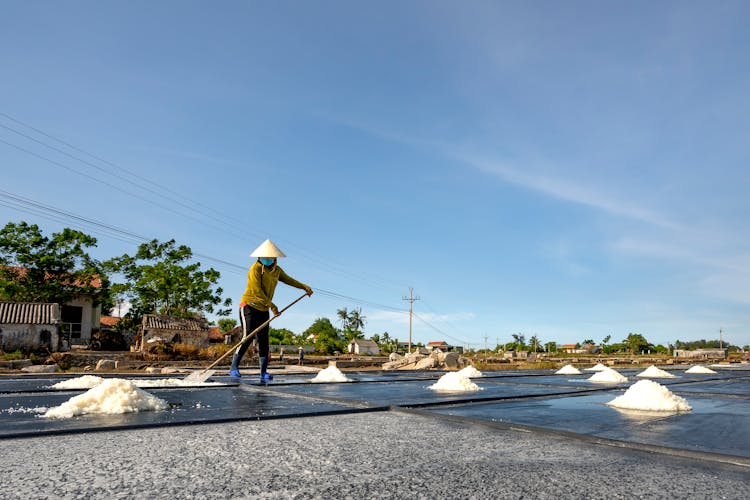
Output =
[
  {"x1": 218, "y1": 318, "x2": 237, "y2": 333},
  {"x1": 344, "y1": 307, "x2": 366, "y2": 342},
  {"x1": 270, "y1": 327, "x2": 296, "y2": 345},
  {"x1": 624, "y1": 333, "x2": 649, "y2": 354},
  {"x1": 0, "y1": 221, "x2": 111, "y2": 308},
  {"x1": 348, "y1": 308, "x2": 366, "y2": 331},
  {"x1": 336, "y1": 308, "x2": 349, "y2": 331},
  {"x1": 530, "y1": 335, "x2": 541, "y2": 353},
  {"x1": 582, "y1": 339, "x2": 595, "y2": 346},
  {"x1": 105, "y1": 239, "x2": 231, "y2": 321},
  {"x1": 304, "y1": 317, "x2": 343, "y2": 354}
]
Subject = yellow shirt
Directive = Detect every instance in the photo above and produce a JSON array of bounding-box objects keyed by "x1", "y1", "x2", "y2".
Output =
[{"x1": 240, "y1": 261, "x2": 309, "y2": 312}]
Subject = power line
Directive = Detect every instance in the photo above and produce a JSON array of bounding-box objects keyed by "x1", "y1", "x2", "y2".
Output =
[
  {"x1": 0, "y1": 189, "x2": 411, "y2": 314},
  {"x1": 0, "y1": 120, "x2": 406, "y2": 292}
]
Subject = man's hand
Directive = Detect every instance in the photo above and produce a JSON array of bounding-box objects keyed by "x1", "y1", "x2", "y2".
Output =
[{"x1": 304, "y1": 287, "x2": 313, "y2": 297}]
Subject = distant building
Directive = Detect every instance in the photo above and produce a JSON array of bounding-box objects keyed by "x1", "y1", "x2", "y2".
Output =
[
  {"x1": 347, "y1": 338, "x2": 380, "y2": 355},
  {"x1": 139, "y1": 314, "x2": 210, "y2": 350},
  {"x1": 427, "y1": 341, "x2": 450, "y2": 352},
  {"x1": 0, "y1": 301, "x2": 61, "y2": 351},
  {"x1": 2, "y1": 266, "x2": 103, "y2": 347},
  {"x1": 426, "y1": 340, "x2": 463, "y2": 354},
  {"x1": 674, "y1": 348, "x2": 727, "y2": 359}
]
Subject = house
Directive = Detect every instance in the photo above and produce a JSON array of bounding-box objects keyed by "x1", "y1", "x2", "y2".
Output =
[
  {"x1": 427, "y1": 340, "x2": 450, "y2": 352},
  {"x1": 2, "y1": 266, "x2": 103, "y2": 348},
  {"x1": 347, "y1": 338, "x2": 380, "y2": 355},
  {"x1": 426, "y1": 340, "x2": 463, "y2": 353},
  {"x1": 674, "y1": 348, "x2": 727, "y2": 359},
  {"x1": 0, "y1": 301, "x2": 62, "y2": 351},
  {"x1": 139, "y1": 314, "x2": 210, "y2": 350}
]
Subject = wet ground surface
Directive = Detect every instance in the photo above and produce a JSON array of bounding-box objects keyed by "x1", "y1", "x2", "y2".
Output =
[{"x1": 2, "y1": 366, "x2": 749, "y2": 464}]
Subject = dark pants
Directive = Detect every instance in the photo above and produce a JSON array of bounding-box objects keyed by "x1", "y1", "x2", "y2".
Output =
[{"x1": 233, "y1": 305, "x2": 270, "y2": 367}]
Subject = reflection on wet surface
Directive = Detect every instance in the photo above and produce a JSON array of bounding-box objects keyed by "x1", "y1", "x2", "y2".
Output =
[{"x1": 2, "y1": 367, "x2": 748, "y2": 459}]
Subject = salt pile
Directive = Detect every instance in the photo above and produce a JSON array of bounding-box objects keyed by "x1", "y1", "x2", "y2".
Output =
[
  {"x1": 606, "y1": 379, "x2": 692, "y2": 412},
  {"x1": 42, "y1": 379, "x2": 169, "y2": 418},
  {"x1": 686, "y1": 365, "x2": 717, "y2": 374},
  {"x1": 584, "y1": 363, "x2": 608, "y2": 372},
  {"x1": 310, "y1": 365, "x2": 351, "y2": 383},
  {"x1": 49, "y1": 375, "x2": 220, "y2": 389},
  {"x1": 50, "y1": 375, "x2": 104, "y2": 389},
  {"x1": 636, "y1": 365, "x2": 675, "y2": 378},
  {"x1": 588, "y1": 367, "x2": 628, "y2": 383},
  {"x1": 555, "y1": 364, "x2": 582, "y2": 375},
  {"x1": 458, "y1": 365, "x2": 483, "y2": 378},
  {"x1": 428, "y1": 372, "x2": 481, "y2": 392}
]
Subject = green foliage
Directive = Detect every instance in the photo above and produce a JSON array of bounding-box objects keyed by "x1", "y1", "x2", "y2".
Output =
[
  {"x1": 218, "y1": 318, "x2": 237, "y2": 333},
  {"x1": 336, "y1": 307, "x2": 366, "y2": 342},
  {"x1": 529, "y1": 335, "x2": 542, "y2": 353},
  {"x1": 602, "y1": 342, "x2": 626, "y2": 354},
  {"x1": 0, "y1": 221, "x2": 111, "y2": 309},
  {"x1": 305, "y1": 317, "x2": 344, "y2": 354},
  {"x1": 270, "y1": 327, "x2": 296, "y2": 345},
  {"x1": 105, "y1": 239, "x2": 231, "y2": 321},
  {"x1": 624, "y1": 333, "x2": 650, "y2": 354},
  {"x1": 3, "y1": 349, "x2": 24, "y2": 360}
]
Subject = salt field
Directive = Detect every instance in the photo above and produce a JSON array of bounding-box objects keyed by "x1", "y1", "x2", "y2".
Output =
[{"x1": 2, "y1": 366, "x2": 749, "y2": 497}]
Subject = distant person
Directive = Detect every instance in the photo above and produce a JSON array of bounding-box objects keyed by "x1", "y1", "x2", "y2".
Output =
[
  {"x1": 279, "y1": 347, "x2": 285, "y2": 363},
  {"x1": 298, "y1": 346, "x2": 305, "y2": 365},
  {"x1": 229, "y1": 239, "x2": 312, "y2": 383}
]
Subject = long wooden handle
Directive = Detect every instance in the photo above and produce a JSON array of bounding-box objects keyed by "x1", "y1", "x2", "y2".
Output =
[{"x1": 205, "y1": 292, "x2": 309, "y2": 370}]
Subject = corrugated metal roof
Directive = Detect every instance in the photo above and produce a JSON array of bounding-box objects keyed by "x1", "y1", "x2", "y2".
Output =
[
  {"x1": 142, "y1": 314, "x2": 209, "y2": 331},
  {"x1": 0, "y1": 302, "x2": 61, "y2": 324}
]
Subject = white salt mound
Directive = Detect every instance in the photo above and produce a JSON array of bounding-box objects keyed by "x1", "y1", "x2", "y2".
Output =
[
  {"x1": 42, "y1": 379, "x2": 169, "y2": 419},
  {"x1": 458, "y1": 365, "x2": 483, "y2": 378},
  {"x1": 606, "y1": 379, "x2": 692, "y2": 412},
  {"x1": 588, "y1": 367, "x2": 628, "y2": 383},
  {"x1": 134, "y1": 377, "x2": 221, "y2": 387},
  {"x1": 428, "y1": 372, "x2": 481, "y2": 392},
  {"x1": 636, "y1": 365, "x2": 675, "y2": 378},
  {"x1": 555, "y1": 364, "x2": 582, "y2": 375},
  {"x1": 50, "y1": 375, "x2": 104, "y2": 389},
  {"x1": 686, "y1": 365, "x2": 717, "y2": 374},
  {"x1": 50, "y1": 375, "x2": 220, "y2": 389},
  {"x1": 310, "y1": 366, "x2": 351, "y2": 383},
  {"x1": 584, "y1": 363, "x2": 608, "y2": 372}
]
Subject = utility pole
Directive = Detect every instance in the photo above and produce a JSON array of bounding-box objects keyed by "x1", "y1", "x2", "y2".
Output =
[
  {"x1": 720, "y1": 328, "x2": 723, "y2": 349},
  {"x1": 402, "y1": 288, "x2": 420, "y2": 353}
]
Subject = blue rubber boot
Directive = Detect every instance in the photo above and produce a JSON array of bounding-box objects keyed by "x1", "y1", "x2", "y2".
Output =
[
  {"x1": 229, "y1": 352, "x2": 242, "y2": 378},
  {"x1": 259, "y1": 357, "x2": 273, "y2": 383}
]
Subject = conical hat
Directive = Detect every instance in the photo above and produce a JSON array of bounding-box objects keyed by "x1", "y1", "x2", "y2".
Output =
[{"x1": 250, "y1": 239, "x2": 286, "y2": 258}]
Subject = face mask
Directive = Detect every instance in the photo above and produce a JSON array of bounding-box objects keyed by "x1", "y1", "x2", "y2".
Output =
[{"x1": 259, "y1": 258, "x2": 275, "y2": 266}]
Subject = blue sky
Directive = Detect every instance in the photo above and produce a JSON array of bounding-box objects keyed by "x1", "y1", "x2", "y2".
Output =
[{"x1": 2, "y1": 1, "x2": 749, "y2": 349}]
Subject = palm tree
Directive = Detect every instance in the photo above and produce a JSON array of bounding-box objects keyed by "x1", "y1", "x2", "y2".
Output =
[
  {"x1": 348, "y1": 308, "x2": 366, "y2": 331},
  {"x1": 336, "y1": 308, "x2": 349, "y2": 331},
  {"x1": 530, "y1": 335, "x2": 541, "y2": 353}
]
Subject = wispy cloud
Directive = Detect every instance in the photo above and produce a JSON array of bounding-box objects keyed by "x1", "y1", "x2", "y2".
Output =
[{"x1": 461, "y1": 154, "x2": 680, "y2": 230}]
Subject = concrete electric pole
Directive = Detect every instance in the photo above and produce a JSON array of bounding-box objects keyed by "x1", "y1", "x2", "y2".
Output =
[{"x1": 402, "y1": 288, "x2": 420, "y2": 353}]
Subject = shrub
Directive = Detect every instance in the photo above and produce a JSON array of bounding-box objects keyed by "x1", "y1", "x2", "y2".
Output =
[
  {"x1": 3, "y1": 349, "x2": 24, "y2": 361},
  {"x1": 200, "y1": 344, "x2": 232, "y2": 360},
  {"x1": 173, "y1": 343, "x2": 200, "y2": 360}
]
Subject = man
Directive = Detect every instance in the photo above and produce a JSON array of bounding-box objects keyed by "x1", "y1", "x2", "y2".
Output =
[{"x1": 229, "y1": 239, "x2": 312, "y2": 382}]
